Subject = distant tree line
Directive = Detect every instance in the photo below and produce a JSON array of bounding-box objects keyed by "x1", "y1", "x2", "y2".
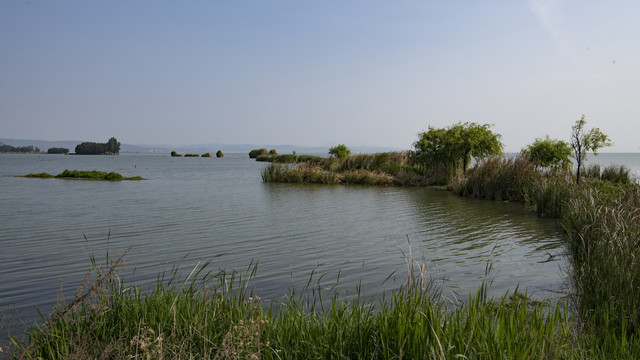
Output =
[
  {"x1": 0, "y1": 144, "x2": 41, "y2": 153},
  {"x1": 75, "y1": 137, "x2": 120, "y2": 155},
  {"x1": 47, "y1": 147, "x2": 69, "y2": 154}
]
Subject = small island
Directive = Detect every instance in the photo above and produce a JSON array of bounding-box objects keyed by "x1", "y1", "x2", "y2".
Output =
[
  {"x1": 75, "y1": 137, "x2": 120, "y2": 155},
  {"x1": 22, "y1": 170, "x2": 144, "y2": 181}
]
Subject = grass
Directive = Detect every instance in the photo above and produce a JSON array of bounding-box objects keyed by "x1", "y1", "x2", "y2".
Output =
[
  {"x1": 261, "y1": 152, "x2": 427, "y2": 186},
  {"x1": 22, "y1": 170, "x2": 145, "y2": 181},
  {"x1": 8, "y1": 156, "x2": 640, "y2": 357},
  {"x1": 451, "y1": 156, "x2": 640, "y2": 356},
  {"x1": 5, "y1": 247, "x2": 584, "y2": 359}
]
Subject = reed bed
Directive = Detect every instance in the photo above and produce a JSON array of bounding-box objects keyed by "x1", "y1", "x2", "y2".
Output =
[
  {"x1": 261, "y1": 152, "x2": 427, "y2": 186},
  {"x1": 6, "y1": 249, "x2": 582, "y2": 360},
  {"x1": 452, "y1": 156, "x2": 640, "y2": 356}
]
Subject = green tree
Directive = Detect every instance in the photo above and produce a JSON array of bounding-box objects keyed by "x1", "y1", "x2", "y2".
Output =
[
  {"x1": 413, "y1": 122, "x2": 503, "y2": 174},
  {"x1": 522, "y1": 135, "x2": 572, "y2": 171},
  {"x1": 106, "y1": 137, "x2": 121, "y2": 154},
  {"x1": 570, "y1": 115, "x2": 612, "y2": 184},
  {"x1": 328, "y1": 144, "x2": 351, "y2": 159}
]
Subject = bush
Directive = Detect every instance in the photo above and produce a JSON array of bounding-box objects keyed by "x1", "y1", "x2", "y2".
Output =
[
  {"x1": 328, "y1": 144, "x2": 351, "y2": 159},
  {"x1": 201, "y1": 152, "x2": 212, "y2": 157},
  {"x1": 216, "y1": 150, "x2": 224, "y2": 158},
  {"x1": 249, "y1": 148, "x2": 268, "y2": 158},
  {"x1": 103, "y1": 172, "x2": 124, "y2": 181}
]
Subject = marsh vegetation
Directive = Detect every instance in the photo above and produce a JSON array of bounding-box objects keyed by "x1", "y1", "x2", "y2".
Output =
[
  {"x1": 23, "y1": 170, "x2": 144, "y2": 181},
  {"x1": 6, "y1": 248, "x2": 582, "y2": 359},
  {"x1": 6, "y1": 117, "x2": 639, "y2": 357}
]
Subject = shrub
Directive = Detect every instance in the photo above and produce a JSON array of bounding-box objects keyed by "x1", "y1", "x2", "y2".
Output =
[
  {"x1": 201, "y1": 152, "x2": 212, "y2": 157},
  {"x1": 103, "y1": 172, "x2": 124, "y2": 181},
  {"x1": 249, "y1": 148, "x2": 268, "y2": 158},
  {"x1": 216, "y1": 150, "x2": 224, "y2": 158},
  {"x1": 328, "y1": 144, "x2": 351, "y2": 159}
]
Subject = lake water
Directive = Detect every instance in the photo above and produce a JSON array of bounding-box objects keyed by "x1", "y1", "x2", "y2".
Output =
[{"x1": 2, "y1": 152, "x2": 636, "y2": 340}]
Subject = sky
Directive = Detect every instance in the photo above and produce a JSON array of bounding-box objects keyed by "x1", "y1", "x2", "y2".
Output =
[{"x1": 1, "y1": 1, "x2": 639, "y2": 152}]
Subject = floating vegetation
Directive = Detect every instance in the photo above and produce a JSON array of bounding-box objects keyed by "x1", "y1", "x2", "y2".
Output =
[{"x1": 22, "y1": 170, "x2": 145, "y2": 181}]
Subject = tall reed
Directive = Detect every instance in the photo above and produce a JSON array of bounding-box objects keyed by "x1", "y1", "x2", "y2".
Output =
[
  {"x1": 9, "y1": 249, "x2": 581, "y2": 359},
  {"x1": 452, "y1": 156, "x2": 640, "y2": 355}
]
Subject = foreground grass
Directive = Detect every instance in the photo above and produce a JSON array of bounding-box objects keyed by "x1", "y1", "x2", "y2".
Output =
[
  {"x1": 23, "y1": 170, "x2": 144, "y2": 181},
  {"x1": 5, "y1": 253, "x2": 584, "y2": 360}
]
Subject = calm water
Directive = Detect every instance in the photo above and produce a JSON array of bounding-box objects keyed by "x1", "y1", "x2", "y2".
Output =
[{"x1": 3, "y1": 152, "x2": 634, "y2": 339}]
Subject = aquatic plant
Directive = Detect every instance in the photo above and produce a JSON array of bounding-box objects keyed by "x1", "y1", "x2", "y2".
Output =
[
  {"x1": 8, "y1": 247, "x2": 584, "y2": 359},
  {"x1": 452, "y1": 155, "x2": 640, "y2": 354},
  {"x1": 22, "y1": 170, "x2": 144, "y2": 181},
  {"x1": 23, "y1": 172, "x2": 55, "y2": 179}
]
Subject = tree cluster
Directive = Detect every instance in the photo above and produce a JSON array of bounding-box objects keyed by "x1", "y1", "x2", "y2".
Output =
[
  {"x1": 413, "y1": 122, "x2": 503, "y2": 175},
  {"x1": 47, "y1": 147, "x2": 69, "y2": 154},
  {"x1": 0, "y1": 144, "x2": 40, "y2": 153},
  {"x1": 521, "y1": 115, "x2": 612, "y2": 183},
  {"x1": 75, "y1": 137, "x2": 120, "y2": 155}
]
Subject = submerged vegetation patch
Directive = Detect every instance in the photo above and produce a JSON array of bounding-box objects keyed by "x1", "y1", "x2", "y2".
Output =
[{"x1": 22, "y1": 170, "x2": 145, "y2": 181}]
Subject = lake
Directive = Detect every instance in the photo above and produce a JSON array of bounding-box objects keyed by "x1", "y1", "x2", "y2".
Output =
[{"x1": 2, "y1": 152, "x2": 636, "y2": 340}]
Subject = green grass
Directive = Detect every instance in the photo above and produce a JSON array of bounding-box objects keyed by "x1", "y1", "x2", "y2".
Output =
[
  {"x1": 10, "y1": 156, "x2": 640, "y2": 357},
  {"x1": 451, "y1": 156, "x2": 640, "y2": 356},
  {"x1": 22, "y1": 170, "x2": 145, "y2": 181},
  {"x1": 261, "y1": 152, "x2": 427, "y2": 186},
  {"x1": 6, "y1": 249, "x2": 585, "y2": 359},
  {"x1": 23, "y1": 172, "x2": 55, "y2": 179}
]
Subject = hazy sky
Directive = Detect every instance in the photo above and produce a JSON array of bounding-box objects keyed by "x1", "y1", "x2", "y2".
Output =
[{"x1": 1, "y1": 1, "x2": 638, "y2": 151}]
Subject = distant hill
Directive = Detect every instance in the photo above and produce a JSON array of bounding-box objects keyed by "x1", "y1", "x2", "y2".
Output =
[{"x1": 0, "y1": 139, "x2": 403, "y2": 155}]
